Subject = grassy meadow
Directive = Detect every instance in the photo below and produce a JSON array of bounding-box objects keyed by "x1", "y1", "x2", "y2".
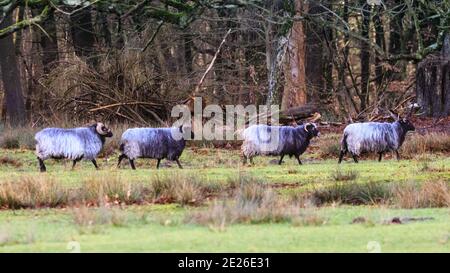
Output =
[{"x1": 0, "y1": 131, "x2": 449, "y2": 252}]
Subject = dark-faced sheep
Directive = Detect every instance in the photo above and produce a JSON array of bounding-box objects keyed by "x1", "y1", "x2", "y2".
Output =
[
  {"x1": 338, "y1": 111, "x2": 415, "y2": 163},
  {"x1": 35, "y1": 122, "x2": 113, "y2": 172},
  {"x1": 241, "y1": 123, "x2": 320, "y2": 165},
  {"x1": 117, "y1": 126, "x2": 192, "y2": 169}
]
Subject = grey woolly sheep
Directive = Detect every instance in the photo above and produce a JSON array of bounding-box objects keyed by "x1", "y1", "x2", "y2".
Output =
[
  {"x1": 117, "y1": 126, "x2": 192, "y2": 169},
  {"x1": 35, "y1": 122, "x2": 113, "y2": 172},
  {"x1": 241, "y1": 123, "x2": 320, "y2": 165},
  {"x1": 338, "y1": 111, "x2": 415, "y2": 163}
]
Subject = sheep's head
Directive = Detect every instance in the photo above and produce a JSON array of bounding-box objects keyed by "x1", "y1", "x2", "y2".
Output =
[
  {"x1": 95, "y1": 122, "x2": 113, "y2": 137},
  {"x1": 399, "y1": 118, "x2": 415, "y2": 132},
  {"x1": 388, "y1": 107, "x2": 417, "y2": 132},
  {"x1": 304, "y1": 123, "x2": 320, "y2": 138}
]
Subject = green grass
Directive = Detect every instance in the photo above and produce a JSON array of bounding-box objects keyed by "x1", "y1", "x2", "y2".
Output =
[
  {"x1": 0, "y1": 148, "x2": 449, "y2": 252},
  {"x1": 0, "y1": 205, "x2": 448, "y2": 252},
  {"x1": 1, "y1": 149, "x2": 448, "y2": 187}
]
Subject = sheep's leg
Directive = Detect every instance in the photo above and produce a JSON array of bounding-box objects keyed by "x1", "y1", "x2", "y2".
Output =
[
  {"x1": 129, "y1": 159, "x2": 136, "y2": 170},
  {"x1": 295, "y1": 155, "x2": 302, "y2": 165},
  {"x1": 249, "y1": 157, "x2": 254, "y2": 165},
  {"x1": 91, "y1": 159, "x2": 99, "y2": 170},
  {"x1": 72, "y1": 156, "x2": 83, "y2": 170},
  {"x1": 242, "y1": 156, "x2": 247, "y2": 165},
  {"x1": 350, "y1": 153, "x2": 359, "y2": 163},
  {"x1": 71, "y1": 160, "x2": 78, "y2": 170},
  {"x1": 38, "y1": 157, "x2": 46, "y2": 172},
  {"x1": 378, "y1": 152, "x2": 383, "y2": 162},
  {"x1": 175, "y1": 159, "x2": 183, "y2": 169},
  {"x1": 117, "y1": 154, "x2": 127, "y2": 167},
  {"x1": 395, "y1": 150, "x2": 400, "y2": 161},
  {"x1": 338, "y1": 150, "x2": 346, "y2": 164},
  {"x1": 278, "y1": 155, "x2": 285, "y2": 165},
  {"x1": 156, "y1": 159, "x2": 161, "y2": 169}
]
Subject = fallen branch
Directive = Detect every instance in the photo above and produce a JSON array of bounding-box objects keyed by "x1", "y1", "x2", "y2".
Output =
[{"x1": 88, "y1": 101, "x2": 161, "y2": 112}]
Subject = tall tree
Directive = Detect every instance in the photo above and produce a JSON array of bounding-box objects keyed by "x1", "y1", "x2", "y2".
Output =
[
  {"x1": 281, "y1": 0, "x2": 307, "y2": 110},
  {"x1": 305, "y1": 1, "x2": 325, "y2": 103},
  {"x1": 41, "y1": 9, "x2": 59, "y2": 74},
  {"x1": 70, "y1": 6, "x2": 96, "y2": 66},
  {"x1": 0, "y1": 13, "x2": 26, "y2": 126},
  {"x1": 373, "y1": 4, "x2": 385, "y2": 88},
  {"x1": 388, "y1": 0, "x2": 406, "y2": 79},
  {"x1": 359, "y1": 1, "x2": 371, "y2": 111}
]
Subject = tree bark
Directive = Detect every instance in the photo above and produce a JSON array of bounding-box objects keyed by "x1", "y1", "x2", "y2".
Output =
[
  {"x1": 388, "y1": 0, "x2": 406, "y2": 79},
  {"x1": 0, "y1": 13, "x2": 26, "y2": 126},
  {"x1": 416, "y1": 56, "x2": 450, "y2": 117},
  {"x1": 305, "y1": 2, "x2": 324, "y2": 103},
  {"x1": 373, "y1": 5, "x2": 385, "y2": 87},
  {"x1": 281, "y1": 0, "x2": 307, "y2": 110}
]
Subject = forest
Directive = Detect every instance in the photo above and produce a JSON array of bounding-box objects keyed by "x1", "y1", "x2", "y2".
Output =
[{"x1": 0, "y1": 0, "x2": 449, "y2": 127}]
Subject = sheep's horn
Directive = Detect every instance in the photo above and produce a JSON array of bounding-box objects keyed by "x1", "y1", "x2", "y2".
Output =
[{"x1": 387, "y1": 109, "x2": 399, "y2": 120}]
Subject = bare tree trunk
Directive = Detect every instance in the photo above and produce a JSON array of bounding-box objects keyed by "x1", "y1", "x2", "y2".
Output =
[
  {"x1": 389, "y1": 0, "x2": 406, "y2": 80},
  {"x1": 0, "y1": 14, "x2": 26, "y2": 126},
  {"x1": 41, "y1": 9, "x2": 59, "y2": 74},
  {"x1": 70, "y1": 6, "x2": 96, "y2": 66},
  {"x1": 96, "y1": 10, "x2": 112, "y2": 48},
  {"x1": 416, "y1": 36, "x2": 450, "y2": 117},
  {"x1": 281, "y1": 0, "x2": 307, "y2": 110},
  {"x1": 359, "y1": 2, "x2": 371, "y2": 111},
  {"x1": 265, "y1": 1, "x2": 288, "y2": 106},
  {"x1": 373, "y1": 5, "x2": 385, "y2": 87},
  {"x1": 305, "y1": 2, "x2": 324, "y2": 103}
]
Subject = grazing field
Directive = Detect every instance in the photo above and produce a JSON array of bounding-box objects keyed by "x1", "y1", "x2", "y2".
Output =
[{"x1": 0, "y1": 140, "x2": 449, "y2": 252}]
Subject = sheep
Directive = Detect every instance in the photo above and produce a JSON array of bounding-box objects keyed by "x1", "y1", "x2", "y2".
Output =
[
  {"x1": 338, "y1": 111, "x2": 415, "y2": 163},
  {"x1": 241, "y1": 123, "x2": 320, "y2": 165},
  {"x1": 35, "y1": 122, "x2": 113, "y2": 172},
  {"x1": 117, "y1": 125, "x2": 193, "y2": 170}
]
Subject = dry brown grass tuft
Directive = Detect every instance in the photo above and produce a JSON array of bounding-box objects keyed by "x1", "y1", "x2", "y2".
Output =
[
  {"x1": 0, "y1": 127, "x2": 37, "y2": 150},
  {"x1": 402, "y1": 133, "x2": 450, "y2": 158},
  {"x1": 150, "y1": 173, "x2": 223, "y2": 205},
  {"x1": 0, "y1": 173, "x2": 227, "y2": 209},
  {"x1": 186, "y1": 181, "x2": 320, "y2": 228},
  {"x1": 308, "y1": 181, "x2": 392, "y2": 206},
  {"x1": 330, "y1": 169, "x2": 359, "y2": 181},
  {"x1": 79, "y1": 176, "x2": 146, "y2": 206},
  {"x1": 0, "y1": 176, "x2": 69, "y2": 209},
  {"x1": 317, "y1": 134, "x2": 341, "y2": 158}
]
